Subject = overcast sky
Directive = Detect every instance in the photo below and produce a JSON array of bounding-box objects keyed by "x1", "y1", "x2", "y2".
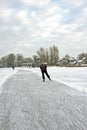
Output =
[{"x1": 0, "y1": 0, "x2": 87, "y2": 58}]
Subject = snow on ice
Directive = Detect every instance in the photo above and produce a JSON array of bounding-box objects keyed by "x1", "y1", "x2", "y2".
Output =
[{"x1": 0, "y1": 67, "x2": 87, "y2": 93}]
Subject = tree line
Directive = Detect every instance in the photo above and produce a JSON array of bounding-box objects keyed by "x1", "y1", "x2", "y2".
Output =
[{"x1": 0, "y1": 45, "x2": 87, "y2": 67}]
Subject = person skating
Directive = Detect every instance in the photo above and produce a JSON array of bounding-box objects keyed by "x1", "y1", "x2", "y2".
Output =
[
  {"x1": 12, "y1": 65, "x2": 15, "y2": 70},
  {"x1": 40, "y1": 63, "x2": 51, "y2": 82}
]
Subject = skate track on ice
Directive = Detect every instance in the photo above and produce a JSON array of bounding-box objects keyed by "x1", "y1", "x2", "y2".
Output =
[{"x1": 0, "y1": 69, "x2": 87, "y2": 130}]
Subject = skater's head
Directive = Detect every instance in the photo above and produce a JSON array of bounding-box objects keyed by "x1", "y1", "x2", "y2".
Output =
[
  {"x1": 41, "y1": 62, "x2": 47, "y2": 65},
  {"x1": 44, "y1": 62, "x2": 47, "y2": 65}
]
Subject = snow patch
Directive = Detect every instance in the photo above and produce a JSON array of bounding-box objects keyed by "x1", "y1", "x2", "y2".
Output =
[{"x1": 0, "y1": 68, "x2": 17, "y2": 94}]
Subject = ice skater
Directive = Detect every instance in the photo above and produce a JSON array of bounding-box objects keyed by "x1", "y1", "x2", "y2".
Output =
[
  {"x1": 40, "y1": 63, "x2": 51, "y2": 82},
  {"x1": 12, "y1": 65, "x2": 15, "y2": 70}
]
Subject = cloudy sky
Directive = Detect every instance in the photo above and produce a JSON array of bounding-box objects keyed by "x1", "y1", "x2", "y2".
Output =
[{"x1": 0, "y1": 0, "x2": 87, "y2": 58}]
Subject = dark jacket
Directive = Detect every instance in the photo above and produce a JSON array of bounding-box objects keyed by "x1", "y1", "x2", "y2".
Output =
[{"x1": 40, "y1": 64, "x2": 47, "y2": 71}]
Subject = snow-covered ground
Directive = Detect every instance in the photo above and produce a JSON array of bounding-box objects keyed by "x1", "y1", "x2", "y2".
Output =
[
  {"x1": 29, "y1": 67, "x2": 87, "y2": 93},
  {"x1": 0, "y1": 68, "x2": 17, "y2": 93},
  {"x1": 0, "y1": 67, "x2": 87, "y2": 93},
  {"x1": 0, "y1": 68, "x2": 87, "y2": 130}
]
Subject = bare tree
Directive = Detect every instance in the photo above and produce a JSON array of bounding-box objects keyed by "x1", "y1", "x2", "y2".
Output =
[
  {"x1": 49, "y1": 45, "x2": 59, "y2": 65},
  {"x1": 49, "y1": 46, "x2": 54, "y2": 65},
  {"x1": 37, "y1": 47, "x2": 47, "y2": 63},
  {"x1": 7, "y1": 53, "x2": 16, "y2": 67},
  {"x1": 16, "y1": 54, "x2": 24, "y2": 67},
  {"x1": 36, "y1": 45, "x2": 59, "y2": 66}
]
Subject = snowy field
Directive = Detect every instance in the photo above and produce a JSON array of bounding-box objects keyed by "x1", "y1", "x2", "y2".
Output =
[
  {"x1": 29, "y1": 67, "x2": 87, "y2": 93},
  {"x1": 0, "y1": 68, "x2": 17, "y2": 93},
  {"x1": 0, "y1": 67, "x2": 87, "y2": 93}
]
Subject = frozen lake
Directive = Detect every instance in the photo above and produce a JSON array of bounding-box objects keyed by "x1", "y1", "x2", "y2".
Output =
[
  {"x1": 0, "y1": 67, "x2": 87, "y2": 93},
  {"x1": 0, "y1": 68, "x2": 87, "y2": 130},
  {"x1": 30, "y1": 67, "x2": 87, "y2": 93}
]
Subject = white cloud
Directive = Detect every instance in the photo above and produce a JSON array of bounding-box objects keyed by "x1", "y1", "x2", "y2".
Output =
[
  {"x1": 17, "y1": 42, "x2": 34, "y2": 47},
  {"x1": 16, "y1": 10, "x2": 31, "y2": 25},
  {"x1": 75, "y1": 7, "x2": 87, "y2": 25},
  {"x1": 0, "y1": 0, "x2": 87, "y2": 58},
  {"x1": 0, "y1": 8, "x2": 15, "y2": 22},
  {"x1": 21, "y1": 0, "x2": 50, "y2": 7},
  {"x1": 28, "y1": 4, "x2": 69, "y2": 39},
  {"x1": 60, "y1": 0, "x2": 86, "y2": 7},
  {"x1": 12, "y1": 26, "x2": 22, "y2": 32}
]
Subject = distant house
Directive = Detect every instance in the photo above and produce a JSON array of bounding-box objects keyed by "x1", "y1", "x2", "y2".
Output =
[
  {"x1": 69, "y1": 57, "x2": 77, "y2": 65},
  {"x1": 57, "y1": 57, "x2": 77, "y2": 67},
  {"x1": 77, "y1": 57, "x2": 87, "y2": 66}
]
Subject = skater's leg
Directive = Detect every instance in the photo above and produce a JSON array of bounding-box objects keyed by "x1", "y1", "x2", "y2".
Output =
[
  {"x1": 42, "y1": 71, "x2": 45, "y2": 82},
  {"x1": 45, "y1": 70, "x2": 51, "y2": 80}
]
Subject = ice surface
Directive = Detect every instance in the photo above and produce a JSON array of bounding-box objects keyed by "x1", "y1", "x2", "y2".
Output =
[
  {"x1": 29, "y1": 67, "x2": 87, "y2": 93},
  {"x1": 0, "y1": 68, "x2": 17, "y2": 93},
  {"x1": 0, "y1": 67, "x2": 87, "y2": 93}
]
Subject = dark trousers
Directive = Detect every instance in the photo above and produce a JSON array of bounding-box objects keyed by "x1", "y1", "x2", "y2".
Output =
[{"x1": 41, "y1": 70, "x2": 50, "y2": 81}]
